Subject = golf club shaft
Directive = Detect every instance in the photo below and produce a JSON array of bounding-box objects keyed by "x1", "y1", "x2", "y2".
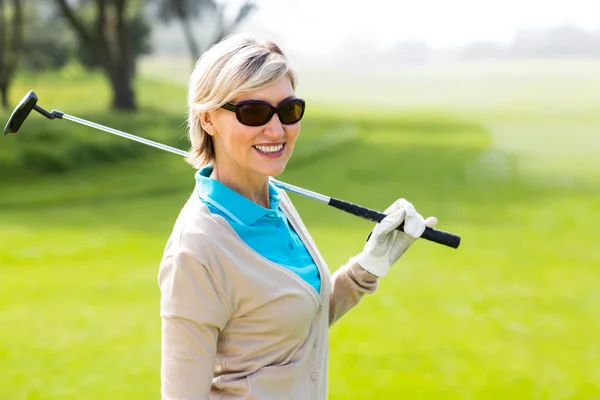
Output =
[
  {"x1": 63, "y1": 114, "x2": 190, "y2": 158},
  {"x1": 60, "y1": 113, "x2": 460, "y2": 249}
]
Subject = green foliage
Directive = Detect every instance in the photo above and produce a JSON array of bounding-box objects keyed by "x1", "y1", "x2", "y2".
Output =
[
  {"x1": 20, "y1": 5, "x2": 75, "y2": 72},
  {"x1": 22, "y1": 34, "x2": 72, "y2": 71},
  {"x1": 74, "y1": 12, "x2": 153, "y2": 72}
]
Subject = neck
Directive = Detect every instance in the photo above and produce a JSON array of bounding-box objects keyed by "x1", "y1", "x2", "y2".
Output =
[{"x1": 210, "y1": 161, "x2": 270, "y2": 208}]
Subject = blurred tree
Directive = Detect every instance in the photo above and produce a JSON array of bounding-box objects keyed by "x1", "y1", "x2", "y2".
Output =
[
  {"x1": 21, "y1": 2, "x2": 74, "y2": 72},
  {"x1": 153, "y1": 0, "x2": 256, "y2": 66},
  {"x1": 0, "y1": 0, "x2": 24, "y2": 110},
  {"x1": 22, "y1": 28, "x2": 73, "y2": 72},
  {"x1": 75, "y1": 8, "x2": 151, "y2": 76},
  {"x1": 53, "y1": 0, "x2": 152, "y2": 110},
  {"x1": 510, "y1": 25, "x2": 600, "y2": 58}
]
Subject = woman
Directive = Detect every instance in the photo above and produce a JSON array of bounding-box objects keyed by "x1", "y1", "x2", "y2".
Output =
[{"x1": 158, "y1": 33, "x2": 438, "y2": 400}]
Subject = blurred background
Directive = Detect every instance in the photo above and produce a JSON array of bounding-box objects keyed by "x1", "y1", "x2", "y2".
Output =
[{"x1": 1, "y1": 0, "x2": 599, "y2": 399}]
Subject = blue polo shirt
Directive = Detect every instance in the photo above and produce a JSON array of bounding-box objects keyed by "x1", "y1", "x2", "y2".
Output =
[{"x1": 195, "y1": 165, "x2": 321, "y2": 295}]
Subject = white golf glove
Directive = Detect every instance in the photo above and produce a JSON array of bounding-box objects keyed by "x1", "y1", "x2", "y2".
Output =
[{"x1": 355, "y1": 198, "x2": 438, "y2": 278}]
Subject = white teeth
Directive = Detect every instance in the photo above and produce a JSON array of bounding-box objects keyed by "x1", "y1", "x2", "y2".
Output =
[{"x1": 254, "y1": 144, "x2": 283, "y2": 153}]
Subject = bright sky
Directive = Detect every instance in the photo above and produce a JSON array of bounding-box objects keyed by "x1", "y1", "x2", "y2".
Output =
[{"x1": 240, "y1": 0, "x2": 600, "y2": 51}]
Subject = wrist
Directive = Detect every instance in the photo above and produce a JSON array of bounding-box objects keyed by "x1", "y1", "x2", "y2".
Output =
[{"x1": 354, "y1": 253, "x2": 390, "y2": 278}]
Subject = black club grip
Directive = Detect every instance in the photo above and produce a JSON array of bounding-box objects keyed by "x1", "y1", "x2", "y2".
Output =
[{"x1": 328, "y1": 197, "x2": 461, "y2": 249}]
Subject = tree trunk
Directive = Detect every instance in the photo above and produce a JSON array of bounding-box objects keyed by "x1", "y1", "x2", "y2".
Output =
[
  {"x1": 112, "y1": 0, "x2": 136, "y2": 111},
  {"x1": 0, "y1": 0, "x2": 6, "y2": 110},
  {"x1": 0, "y1": 0, "x2": 23, "y2": 110},
  {"x1": 109, "y1": 68, "x2": 135, "y2": 110},
  {"x1": 0, "y1": 82, "x2": 8, "y2": 110},
  {"x1": 54, "y1": 0, "x2": 137, "y2": 111}
]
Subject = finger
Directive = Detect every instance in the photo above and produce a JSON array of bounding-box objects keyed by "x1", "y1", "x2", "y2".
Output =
[
  {"x1": 424, "y1": 216, "x2": 438, "y2": 228},
  {"x1": 382, "y1": 198, "x2": 411, "y2": 215},
  {"x1": 403, "y1": 210, "x2": 426, "y2": 238},
  {"x1": 374, "y1": 198, "x2": 413, "y2": 239},
  {"x1": 373, "y1": 207, "x2": 406, "y2": 237}
]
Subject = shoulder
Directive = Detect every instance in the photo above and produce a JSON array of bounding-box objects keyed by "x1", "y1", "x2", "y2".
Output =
[
  {"x1": 159, "y1": 191, "x2": 242, "y2": 307},
  {"x1": 161, "y1": 190, "x2": 235, "y2": 264}
]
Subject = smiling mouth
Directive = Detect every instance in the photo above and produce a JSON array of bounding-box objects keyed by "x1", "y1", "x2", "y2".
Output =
[{"x1": 253, "y1": 143, "x2": 285, "y2": 154}]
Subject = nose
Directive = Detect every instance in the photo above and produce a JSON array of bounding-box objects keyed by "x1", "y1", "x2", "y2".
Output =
[{"x1": 263, "y1": 113, "x2": 285, "y2": 138}]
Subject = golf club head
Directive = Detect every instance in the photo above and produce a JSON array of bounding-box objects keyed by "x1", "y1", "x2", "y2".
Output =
[{"x1": 3, "y1": 90, "x2": 38, "y2": 135}]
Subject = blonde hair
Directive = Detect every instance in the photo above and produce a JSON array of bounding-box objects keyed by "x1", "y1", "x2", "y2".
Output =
[{"x1": 186, "y1": 33, "x2": 298, "y2": 168}]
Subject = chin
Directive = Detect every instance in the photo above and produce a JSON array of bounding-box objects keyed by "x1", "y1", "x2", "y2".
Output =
[
  {"x1": 254, "y1": 160, "x2": 289, "y2": 178},
  {"x1": 260, "y1": 164, "x2": 287, "y2": 177}
]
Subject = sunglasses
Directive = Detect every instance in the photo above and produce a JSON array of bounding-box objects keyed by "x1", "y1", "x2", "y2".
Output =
[{"x1": 221, "y1": 97, "x2": 305, "y2": 127}]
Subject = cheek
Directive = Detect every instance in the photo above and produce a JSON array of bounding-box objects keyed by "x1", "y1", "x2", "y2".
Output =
[
  {"x1": 224, "y1": 126, "x2": 261, "y2": 152},
  {"x1": 214, "y1": 113, "x2": 255, "y2": 149},
  {"x1": 285, "y1": 125, "x2": 301, "y2": 145}
]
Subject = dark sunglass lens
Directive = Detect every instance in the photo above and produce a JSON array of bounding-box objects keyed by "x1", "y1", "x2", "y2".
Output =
[
  {"x1": 278, "y1": 100, "x2": 305, "y2": 124},
  {"x1": 238, "y1": 104, "x2": 272, "y2": 126}
]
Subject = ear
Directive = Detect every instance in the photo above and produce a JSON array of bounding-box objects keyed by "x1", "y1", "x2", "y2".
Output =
[{"x1": 200, "y1": 111, "x2": 215, "y2": 136}]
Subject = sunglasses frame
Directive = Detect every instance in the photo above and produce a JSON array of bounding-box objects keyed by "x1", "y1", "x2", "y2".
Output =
[{"x1": 221, "y1": 97, "x2": 306, "y2": 127}]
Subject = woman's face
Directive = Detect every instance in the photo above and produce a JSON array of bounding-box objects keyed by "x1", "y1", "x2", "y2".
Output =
[{"x1": 206, "y1": 77, "x2": 301, "y2": 179}]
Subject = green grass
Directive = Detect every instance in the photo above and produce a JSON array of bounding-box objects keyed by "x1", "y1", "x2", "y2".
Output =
[{"x1": 1, "y1": 62, "x2": 600, "y2": 399}]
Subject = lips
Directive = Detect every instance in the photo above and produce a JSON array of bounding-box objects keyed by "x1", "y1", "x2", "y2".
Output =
[
  {"x1": 253, "y1": 142, "x2": 286, "y2": 158},
  {"x1": 254, "y1": 143, "x2": 284, "y2": 153}
]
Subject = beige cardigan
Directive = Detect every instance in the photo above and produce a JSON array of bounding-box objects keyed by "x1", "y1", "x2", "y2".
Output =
[{"x1": 158, "y1": 188, "x2": 379, "y2": 400}]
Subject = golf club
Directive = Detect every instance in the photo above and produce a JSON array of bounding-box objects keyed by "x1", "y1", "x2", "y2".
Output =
[{"x1": 3, "y1": 90, "x2": 461, "y2": 249}]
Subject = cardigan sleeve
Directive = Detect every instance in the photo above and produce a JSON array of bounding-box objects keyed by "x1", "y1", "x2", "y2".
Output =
[
  {"x1": 158, "y1": 252, "x2": 231, "y2": 400},
  {"x1": 328, "y1": 258, "x2": 379, "y2": 326}
]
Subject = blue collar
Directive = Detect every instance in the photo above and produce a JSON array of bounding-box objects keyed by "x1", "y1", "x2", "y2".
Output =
[{"x1": 195, "y1": 165, "x2": 281, "y2": 226}]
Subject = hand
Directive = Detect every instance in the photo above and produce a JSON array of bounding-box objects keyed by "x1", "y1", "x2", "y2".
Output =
[{"x1": 355, "y1": 198, "x2": 438, "y2": 278}]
